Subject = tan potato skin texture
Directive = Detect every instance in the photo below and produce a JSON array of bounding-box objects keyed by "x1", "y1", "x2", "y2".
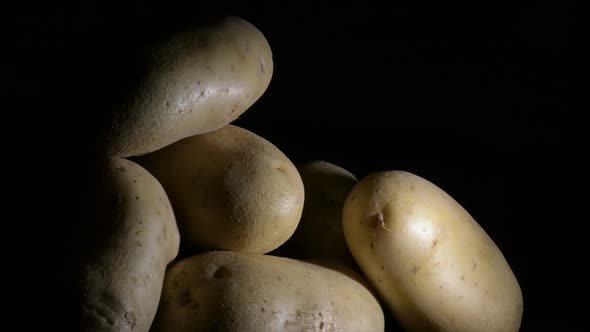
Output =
[
  {"x1": 138, "y1": 124, "x2": 304, "y2": 254},
  {"x1": 277, "y1": 161, "x2": 357, "y2": 265},
  {"x1": 342, "y1": 171, "x2": 523, "y2": 332},
  {"x1": 80, "y1": 157, "x2": 180, "y2": 332},
  {"x1": 150, "y1": 251, "x2": 385, "y2": 332},
  {"x1": 103, "y1": 16, "x2": 273, "y2": 157}
]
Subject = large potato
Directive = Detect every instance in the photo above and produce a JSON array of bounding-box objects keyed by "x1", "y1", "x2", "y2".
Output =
[
  {"x1": 150, "y1": 251, "x2": 385, "y2": 332},
  {"x1": 137, "y1": 124, "x2": 304, "y2": 254},
  {"x1": 342, "y1": 171, "x2": 523, "y2": 332},
  {"x1": 99, "y1": 16, "x2": 273, "y2": 157},
  {"x1": 80, "y1": 157, "x2": 180, "y2": 332},
  {"x1": 276, "y1": 160, "x2": 357, "y2": 266}
]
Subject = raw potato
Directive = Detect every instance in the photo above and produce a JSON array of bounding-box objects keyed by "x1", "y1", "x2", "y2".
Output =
[
  {"x1": 80, "y1": 157, "x2": 180, "y2": 332},
  {"x1": 342, "y1": 171, "x2": 523, "y2": 332},
  {"x1": 137, "y1": 124, "x2": 304, "y2": 254},
  {"x1": 100, "y1": 16, "x2": 273, "y2": 157},
  {"x1": 276, "y1": 161, "x2": 357, "y2": 266},
  {"x1": 150, "y1": 251, "x2": 385, "y2": 332}
]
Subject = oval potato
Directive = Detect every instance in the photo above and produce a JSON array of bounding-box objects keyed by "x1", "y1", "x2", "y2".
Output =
[
  {"x1": 276, "y1": 160, "x2": 357, "y2": 266},
  {"x1": 151, "y1": 251, "x2": 385, "y2": 332},
  {"x1": 342, "y1": 171, "x2": 523, "y2": 332},
  {"x1": 80, "y1": 157, "x2": 180, "y2": 332},
  {"x1": 99, "y1": 16, "x2": 273, "y2": 157},
  {"x1": 137, "y1": 124, "x2": 304, "y2": 254}
]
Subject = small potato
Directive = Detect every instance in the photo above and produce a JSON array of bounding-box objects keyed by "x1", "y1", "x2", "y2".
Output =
[
  {"x1": 137, "y1": 124, "x2": 304, "y2": 254},
  {"x1": 276, "y1": 161, "x2": 357, "y2": 266},
  {"x1": 150, "y1": 251, "x2": 385, "y2": 332},
  {"x1": 80, "y1": 157, "x2": 180, "y2": 332},
  {"x1": 342, "y1": 171, "x2": 523, "y2": 332},
  {"x1": 98, "y1": 16, "x2": 273, "y2": 157}
]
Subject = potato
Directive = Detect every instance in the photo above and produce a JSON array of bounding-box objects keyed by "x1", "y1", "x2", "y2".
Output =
[
  {"x1": 276, "y1": 161, "x2": 357, "y2": 266},
  {"x1": 137, "y1": 124, "x2": 304, "y2": 254},
  {"x1": 150, "y1": 251, "x2": 385, "y2": 332},
  {"x1": 99, "y1": 16, "x2": 273, "y2": 157},
  {"x1": 80, "y1": 157, "x2": 180, "y2": 332},
  {"x1": 342, "y1": 171, "x2": 523, "y2": 332}
]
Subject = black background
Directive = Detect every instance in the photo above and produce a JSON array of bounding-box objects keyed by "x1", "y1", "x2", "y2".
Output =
[{"x1": 15, "y1": 1, "x2": 581, "y2": 331}]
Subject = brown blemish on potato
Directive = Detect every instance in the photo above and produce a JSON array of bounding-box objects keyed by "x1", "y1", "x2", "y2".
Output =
[
  {"x1": 380, "y1": 265, "x2": 385, "y2": 270},
  {"x1": 115, "y1": 166, "x2": 126, "y2": 172},
  {"x1": 135, "y1": 196, "x2": 140, "y2": 200},
  {"x1": 411, "y1": 266, "x2": 421, "y2": 274},
  {"x1": 179, "y1": 290, "x2": 191, "y2": 306},
  {"x1": 260, "y1": 58, "x2": 266, "y2": 73},
  {"x1": 124, "y1": 311, "x2": 137, "y2": 329},
  {"x1": 320, "y1": 322, "x2": 325, "y2": 329},
  {"x1": 432, "y1": 239, "x2": 439, "y2": 247},
  {"x1": 192, "y1": 302, "x2": 200, "y2": 311},
  {"x1": 213, "y1": 266, "x2": 231, "y2": 279},
  {"x1": 460, "y1": 275, "x2": 465, "y2": 281},
  {"x1": 472, "y1": 261, "x2": 477, "y2": 271},
  {"x1": 260, "y1": 307, "x2": 265, "y2": 313}
]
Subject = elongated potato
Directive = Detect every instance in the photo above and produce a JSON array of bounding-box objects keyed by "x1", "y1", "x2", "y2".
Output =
[
  {"x1": 276, "y1": 161, "x2": 357, "y2": 266},
  {"x1": 99, "y1": 16, "x2": 273, "y2": 157},
  {"x1": 80, "y1": 157, "x2": 180, "y2": 332},
  {"x1": 137, "y1": 124, "x2": 304, "y2": 254},
  {"x1": 342, "y1": 171, "x2": 522, "y2": 332},
  {"x1": 151, "y1": 251, "x2": 384, "y2": 332}
]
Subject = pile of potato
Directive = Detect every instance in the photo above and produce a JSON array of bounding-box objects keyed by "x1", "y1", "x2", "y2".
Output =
[{"x1": 80, "y1": 16, "x2": 523, "y2": 332}]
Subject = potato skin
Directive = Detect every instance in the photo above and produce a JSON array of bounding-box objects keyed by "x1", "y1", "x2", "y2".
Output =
[
  {"x1": 100, "y1": 16, "x2": 273, "y2": 157},
  {"x1": 80, "y1": 157, "x2": 180, "y2": 332},
  {"x1": 138, "y1": 124, "x2": 304, "y2": 254},
  {"x1": 150, "y1": 251, "x2": 385, "y2": 332},
  {"x1": 276, "y1": 161, "x2": 357, "y2": 266},
  {"x1": 342, "y1": 171, "x2": 523, "y2": 332}
]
